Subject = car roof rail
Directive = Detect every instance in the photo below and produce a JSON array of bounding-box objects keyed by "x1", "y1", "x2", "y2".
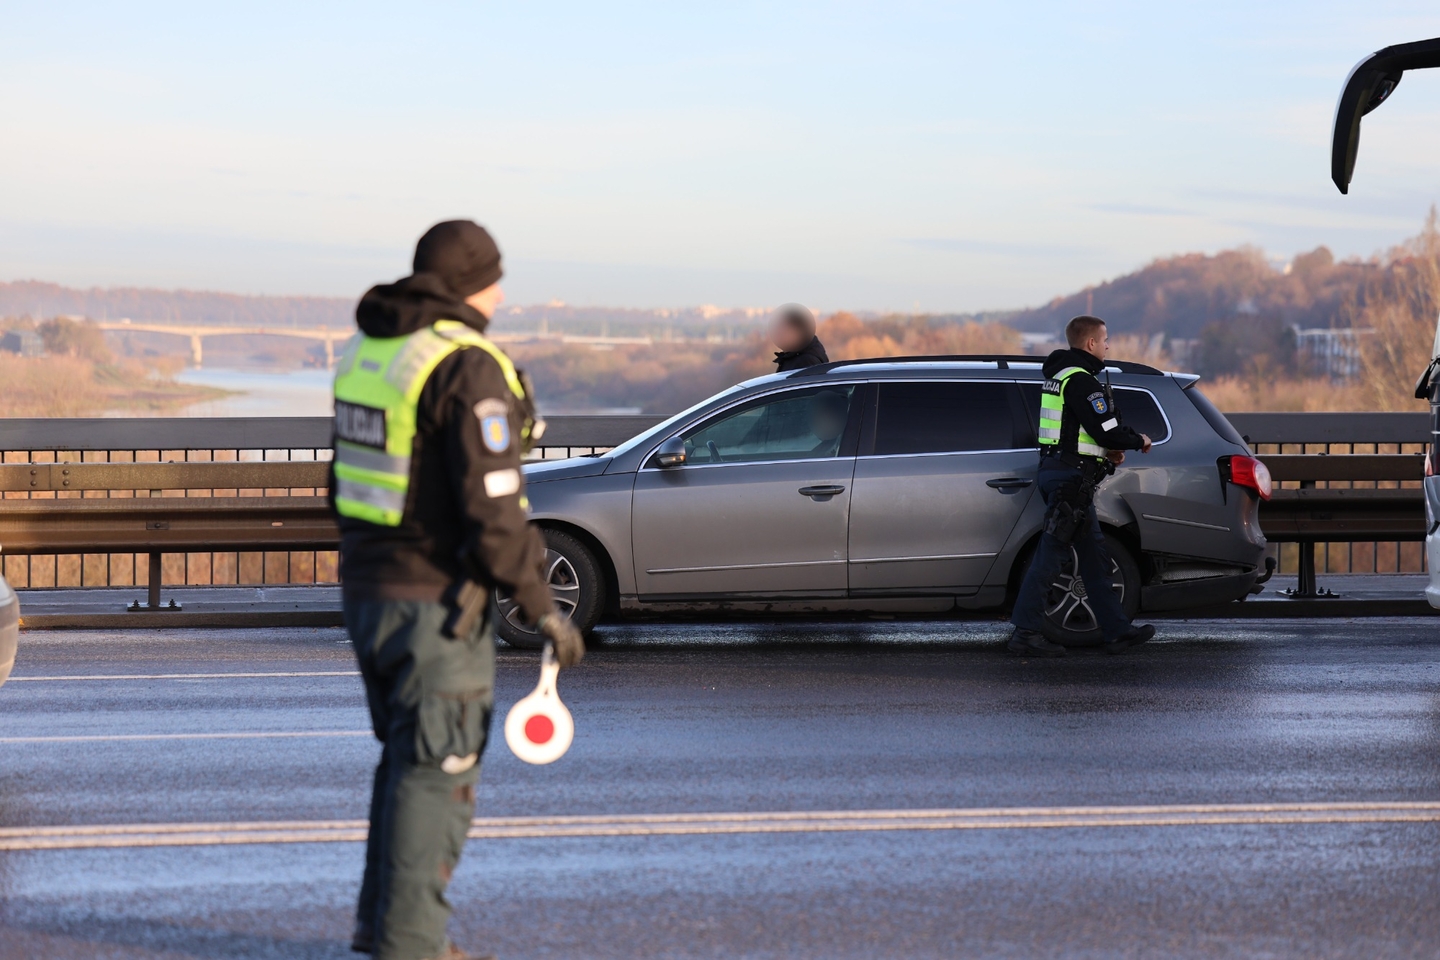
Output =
[{"x1": 788, "y1": 354, "x2": 1165, "y2": 377}]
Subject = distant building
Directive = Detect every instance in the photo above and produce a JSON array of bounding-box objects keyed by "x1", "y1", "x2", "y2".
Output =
[
  {"x1": 1020, "y1": 331, "x2": 1062, "y2": 355},
  {"x1": 1, "y1": 330, "x2": 44, "y2": 357},
  {"x1": 1165, "y1": 338, "x2": 1199, "y2": 371},
  {"x1": 1293, "y1": 327, "x2": 1368, "y2": 380}
]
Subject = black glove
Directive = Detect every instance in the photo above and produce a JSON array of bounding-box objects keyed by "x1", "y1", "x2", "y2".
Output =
[{"x1": 537, "y1": 612, "x2": 585, "y2": 668}]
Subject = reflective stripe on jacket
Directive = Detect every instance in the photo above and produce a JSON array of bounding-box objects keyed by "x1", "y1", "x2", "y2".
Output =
[
  {"x1": 332, "y1": 320, "x2": 529, "y2": 526},
  {"x1": 1039, "y1": 365, "x2": 1107, "y2": 460}
]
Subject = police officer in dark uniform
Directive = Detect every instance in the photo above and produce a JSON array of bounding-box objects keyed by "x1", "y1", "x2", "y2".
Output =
[
  {"x1": 1009, "y1": 315, "x2": 1156, "y2": 658},
  {"x1": 331, "y1": 220, "x2": 585, "y2": 960}
]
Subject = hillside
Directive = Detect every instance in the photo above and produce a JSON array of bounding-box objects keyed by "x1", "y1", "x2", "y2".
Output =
[
  {"x1": 0, "y1": 280, "x2": 772, "y2": 337},
  {"x1": 0, "y1": 280, "x2": 355, "y2": 329},
  {"x1": 1008, "y1": 246, "x2": 1379, "y2": 338}
]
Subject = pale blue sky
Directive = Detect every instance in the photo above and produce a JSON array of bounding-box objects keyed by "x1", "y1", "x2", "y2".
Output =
[{"x1": 2, "y1": 2, "x2": 1439, "y2": 311}]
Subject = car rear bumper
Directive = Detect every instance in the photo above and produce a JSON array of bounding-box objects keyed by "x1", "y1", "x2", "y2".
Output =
[{"x1": 1141, "y1": 569, "x2": 1259, "y2": 612}]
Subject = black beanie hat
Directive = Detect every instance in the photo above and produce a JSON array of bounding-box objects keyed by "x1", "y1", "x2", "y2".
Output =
[{"x1": 412, "y1": 220, "x2": 503, "y2": 298}]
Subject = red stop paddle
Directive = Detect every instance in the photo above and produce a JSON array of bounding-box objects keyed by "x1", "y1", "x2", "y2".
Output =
[{"x1": 504, "y1": 641, "x2": 574, "y2": 764}]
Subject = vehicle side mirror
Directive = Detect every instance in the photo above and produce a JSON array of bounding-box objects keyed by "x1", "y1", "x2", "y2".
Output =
[
  {"x1": 654, "y1": 435, "x2": 687, "y2": 468},
  {"x1": 1331, "y1": 37, "x2": 1440, "y2": 194}
]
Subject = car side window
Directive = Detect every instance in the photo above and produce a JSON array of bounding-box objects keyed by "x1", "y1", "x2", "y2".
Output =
[
  {"x1": 871, "y1": 381, "x2": 1025, "y2": 455},
  {"x1": 1113, "y1": 389, "x2": 1170, "y2": 443},
  {"x1": 1015, "y1": 382, "x2": 1170, "y2": 444},
  {"x1": 682, "y1": 386, "x2": 856, "y2": 464}
]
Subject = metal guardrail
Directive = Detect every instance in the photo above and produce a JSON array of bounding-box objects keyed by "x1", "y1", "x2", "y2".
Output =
[
  {"x1": 0, "y1": 411, "x2": 1430, "y2": 607},
  {"x1": 0, "y1": 460, "x2": 330, "y2": 491},
  {"x1": 1228, "y1": 412, "x2": 1429, "y2": 595},
  {"x1": 1226, "y1": 411, "x2": 1429, "y2": 445},
  {"x1": 0, "y1": 416, "x2": 666, "y2": 607},
  {"x1": 0, "y1": 416, "x2": 665, "y2": 455}
]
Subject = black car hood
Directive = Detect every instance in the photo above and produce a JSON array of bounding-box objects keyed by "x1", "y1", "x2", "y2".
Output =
[{"x1": 523, "y1": 456, "x2": 612, "y2": 484}]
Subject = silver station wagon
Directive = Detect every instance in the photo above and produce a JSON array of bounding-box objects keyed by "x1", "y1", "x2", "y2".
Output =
[{"x1": 495, "y1": 356, "x2": 1271, "y2": 647}]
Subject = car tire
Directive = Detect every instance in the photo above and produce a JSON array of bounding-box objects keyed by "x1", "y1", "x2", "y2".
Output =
[
  {"x1": 493, "y1": 529, "x2": 605, "y2": 649},
  {"x1": 1033, "y1": 533, "x2": 1142, "y2": 647}
]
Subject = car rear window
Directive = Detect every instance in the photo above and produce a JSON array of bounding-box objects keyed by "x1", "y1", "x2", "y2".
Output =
[
  {"x1": 1016, "y1": 382, "x2": 1170, "y2": 444},
  {"x1": 1184, "y1": 385, "x2": 1248, "y2": 447},
  {"x1": 872, "y1": 381, "x2": 1025, "y2": 454}
]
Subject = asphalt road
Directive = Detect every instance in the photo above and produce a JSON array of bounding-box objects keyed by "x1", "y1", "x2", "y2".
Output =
[{"x1": 1, "y1": 618, "x2": 1438, "y2": 959}]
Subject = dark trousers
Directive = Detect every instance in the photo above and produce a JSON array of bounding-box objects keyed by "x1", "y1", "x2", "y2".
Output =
[
  {"x1": 345, "y1": 596, "x2": 495, "y2": 960},
  {"x1": 1011, "y1": 463, "x2": 1131, "y2": 640}
]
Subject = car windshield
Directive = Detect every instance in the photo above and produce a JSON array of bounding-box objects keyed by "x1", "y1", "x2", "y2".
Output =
[{"x1": 604, "y1": 381, "x2": 756, "y2": 459}]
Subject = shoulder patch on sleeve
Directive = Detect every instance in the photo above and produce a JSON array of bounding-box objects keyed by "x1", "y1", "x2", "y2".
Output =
[
  {"x1": 483, "y1": 468, "x2": 521, "y2": 498},
  {"x1": 474, "y1": 398, "x2": 511, "y2": 453},
  {"x1": 1089, "y1": 392, "x2": 1109, "y2": 414}
]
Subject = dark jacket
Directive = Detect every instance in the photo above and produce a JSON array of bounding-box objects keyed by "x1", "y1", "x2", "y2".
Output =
[
  {"x1": 332, "y1": 272, "x2": 553, "y2": 623},
  {"x1": 775, "y1": 336, "x2": 829, "y2": 372},
  {"x1": 1041, "y1": 348, "x2": 1145, "y2": 456}
]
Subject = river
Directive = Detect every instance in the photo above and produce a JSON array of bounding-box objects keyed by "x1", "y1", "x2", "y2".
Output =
[
  {"x1": 170, "y1": 367, "x2": 639, "y2": 417},
  {"x1": 174, "y1": 368, "x2": 335, "y2": 417}
]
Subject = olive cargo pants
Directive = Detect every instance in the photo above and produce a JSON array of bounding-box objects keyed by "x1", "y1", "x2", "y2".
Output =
[{"x1": 345, "y1": 596, "x2": 495, "y2": 960}]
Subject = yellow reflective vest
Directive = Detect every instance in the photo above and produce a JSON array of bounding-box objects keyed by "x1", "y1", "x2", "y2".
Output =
[
  {"x1": 331, "y1": 320, "x2": 537, "y2": 526},
  {"x1": 1038, "y1": 365, "x2": 1107, "y2": 461}
]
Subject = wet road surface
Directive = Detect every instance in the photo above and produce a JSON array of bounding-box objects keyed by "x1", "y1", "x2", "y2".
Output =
[{"x1": 1, "y1": 619, "x2": 1438, "y2": 958}]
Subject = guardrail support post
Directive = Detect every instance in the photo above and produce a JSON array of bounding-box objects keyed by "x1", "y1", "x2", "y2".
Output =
[
  {"x1": 1283, "y1": 479, "x2": 1337, "y2": 599},
  {"x1": 148, "y1": 552, "x2": 162, "y2": 609},
  {"x1": 129, "y1": 551, "x2": 181, "y2": 612},
  {"x1": 1296, "y1": 542, "x2": 1318, "y2": 597}
]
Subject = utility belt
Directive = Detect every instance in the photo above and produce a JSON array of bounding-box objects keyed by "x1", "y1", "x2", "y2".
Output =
[
  {"x1": 1040, "y1": 451, "x2": 1115, "y2": 543},
  {"x1": 1040, "y1": 447, "x2": 1108, "y2": 474}
]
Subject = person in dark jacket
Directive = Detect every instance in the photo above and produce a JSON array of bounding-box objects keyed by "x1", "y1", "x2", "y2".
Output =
[
  {"x1": 331, "y1": 220, "x2": 584, "y2": 960},
  {"x1": 1008, "y1": 315, "x2": 1155, "y2": 658},
  {"x1": 770, "y1": 302, "x2": 829, "y2": 372}
]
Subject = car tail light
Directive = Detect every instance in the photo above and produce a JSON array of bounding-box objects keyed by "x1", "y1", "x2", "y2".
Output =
[{"x1": 1222, "y1": 455, "x2": 1272, "y2": 500}]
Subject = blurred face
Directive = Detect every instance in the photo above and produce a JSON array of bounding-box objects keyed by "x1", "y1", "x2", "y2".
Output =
[
  {"x1": 810, "y1": 399, "x2": 847, "y2": 442},
  {"x1": 465, "y1": 282, "x2": 505, "y2": 319},
  {"x1": 770, "y1": 316, "x2": 808, "y2": 352}
]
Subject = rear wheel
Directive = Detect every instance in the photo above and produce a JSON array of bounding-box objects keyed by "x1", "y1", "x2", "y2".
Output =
[
  {"x1": 494, "y1": 529, "x2": 605, "y2": 649},
  {"x1": 1033, "y1": 533, "x2": 1141, "y2": 647}
]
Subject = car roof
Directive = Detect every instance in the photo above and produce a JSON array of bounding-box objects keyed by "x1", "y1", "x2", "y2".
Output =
[{"x1": 788, "y1": 354, "x2": 1167, "y2": 379}]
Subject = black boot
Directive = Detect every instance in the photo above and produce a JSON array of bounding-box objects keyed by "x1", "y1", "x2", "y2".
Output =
[
  {"x1": 1007, "y1": 628, "x2": 1067, "y2": 658},
  {"x1": 1104, "y1": 623, "x2": 1155, "y2": 655}
]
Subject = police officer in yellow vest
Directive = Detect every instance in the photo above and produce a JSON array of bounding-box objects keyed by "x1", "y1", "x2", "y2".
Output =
[
  {"x1": 332, "y1": 220, "x2": 584, "y2": 960},
  {"x1": 1009, "y1": 315, "x2": 1156, "y2": 658}
]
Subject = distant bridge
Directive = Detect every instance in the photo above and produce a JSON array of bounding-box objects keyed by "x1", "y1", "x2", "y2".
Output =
[
  {"x1": 97, "y1": 321, "x2": 657, "y2": 367},
  {"x1": 97, "y1": 321, "x2": 352, "y2": 368}
]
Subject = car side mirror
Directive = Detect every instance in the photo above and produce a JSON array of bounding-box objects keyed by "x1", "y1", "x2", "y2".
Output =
[{"x1": 654, "y1": 435, "x2": 687, "y2": 468}]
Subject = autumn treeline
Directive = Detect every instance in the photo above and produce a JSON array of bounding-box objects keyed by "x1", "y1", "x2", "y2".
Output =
[
  {"x1": 509, "y1": 315, "x2": 1021, "y2": 413},
  {"x1": 0, "y1": 315, "x2": 213, "y2": 416},
  {"x1": 518, "y1": 209, "x2": 1440, "y2": 413},
  {"x1": 1163, "y1": 214, "x2": 1440, "y2": 412}
]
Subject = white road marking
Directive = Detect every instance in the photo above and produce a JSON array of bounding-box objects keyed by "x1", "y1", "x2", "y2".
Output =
[
  {"x1": 0, "y1": 731, "x2": 371, "y2": 744},
  {"x1": 3, "y1": 802, "x2": 1437, "y2": 851},
  {"x1": 8, "y1": 671, "x2": 360, "y2": 682}
]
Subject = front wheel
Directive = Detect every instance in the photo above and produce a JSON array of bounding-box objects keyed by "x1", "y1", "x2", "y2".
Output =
[
  {"x1": 494, "y1": 529, "x2": 605, "y2": 649},
  {"x1": 1032, "y1": 533, "x2": 1141, "y2": 647}
]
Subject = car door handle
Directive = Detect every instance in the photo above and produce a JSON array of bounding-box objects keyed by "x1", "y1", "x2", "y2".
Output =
[
  {"x1": 799, "y1": 485, "x2": 846, "y2": 501},
  {"x1": 986, "y1": 477, "x2": 1034, "y2": 490}
]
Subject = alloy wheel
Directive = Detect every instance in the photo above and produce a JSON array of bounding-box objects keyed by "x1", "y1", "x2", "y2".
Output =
[
  {"x1": 1044, "y1": 548, "x2": 1125, "y2": 636},
  {"x1": 495, "y1": 548, "x2": 581, "y2": 637}
]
